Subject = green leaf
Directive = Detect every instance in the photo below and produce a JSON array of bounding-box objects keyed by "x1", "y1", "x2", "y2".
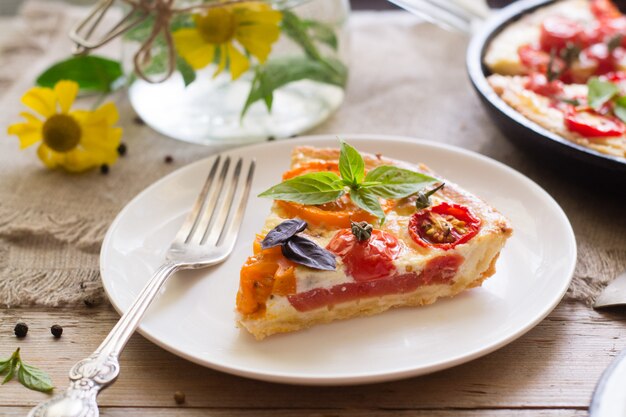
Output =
[
  {"x1": 36, "y1": 56, "x2": 123, "y2": 93},
  {"x1": 122, "y1": 14, "x2": 155, "y2": 42},
  {"x1": 363, "y1": 166, "x2": 437, "y2": 199},
  {"x1": 349, "y1": 188, "x2": 385, "y2": 223},
  {"x1": 2, "y1": 361, "x2": 17, "y2": 384},
  {"x1": 0, "y1": 358, "x2": 11, "y2": 375},
  {"x1": 17, "y1": 362, "x2": 54, "y2": 392},
  {"x1": 258, "y1": 172, "x2": 345, "y2": 205},
  {"x1": 339, "y1": 141, "x2": 365, "y2": 185},
  {"x1": 608, "y1": 34, "x2": 623, "y2": 53},
  {"x1": 1, "y1": 349, "x2": 20, "y2": 384},
  {"x1": 241, "y1": 56, "x2": 347, "y2": 118},
  {"x1": 281, "y1": 10, "x2": 324, "y2": 62},
  {"x1": 303, "y1": 19, "x2": 338, "y2": 50},
  {"x1": 614, "y1": 96, "x2": 626, "y2": 123},
  {"x1": 123, "y1": 13, "x2": 193, "y2": 44},
  {"x1": 176, "y1": 55, "x2": 196, "y2": 87},
  {"x1": 588, "y1": 77, "x2": 619, "y2": 110}
]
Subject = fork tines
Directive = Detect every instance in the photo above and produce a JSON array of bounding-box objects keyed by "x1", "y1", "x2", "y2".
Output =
[{"x1": 175, "y1": 156, "x2": 255, "y2": 247}]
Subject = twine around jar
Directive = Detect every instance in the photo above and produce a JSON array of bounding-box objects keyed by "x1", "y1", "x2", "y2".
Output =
[{"x1": 70, "y1": 0, "x2": 268, "y2": 83}]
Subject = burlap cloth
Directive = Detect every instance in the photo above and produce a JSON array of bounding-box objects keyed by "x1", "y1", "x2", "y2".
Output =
[{"x1": 0, "y1": 1, "x2": 624, "y2": 308}]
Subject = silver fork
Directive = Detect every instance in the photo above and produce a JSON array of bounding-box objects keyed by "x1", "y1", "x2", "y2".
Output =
[{"x1": 28, "y1": 155, "x2": 255, "y2": 417}]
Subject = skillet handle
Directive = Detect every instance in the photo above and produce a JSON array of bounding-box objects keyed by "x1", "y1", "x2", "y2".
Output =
[
  {"x1": 485, "y1": 0, "x2": 519, "y2": 9},
  {"x1": 387, "y1": 0, "x2": 519, "y2": 35},
  {"x1": 589, "y1": 348, "x2": 626, "y2": 417}
]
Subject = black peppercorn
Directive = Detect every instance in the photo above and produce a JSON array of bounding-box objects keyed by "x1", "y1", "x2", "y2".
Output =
[
  {"x1": 100, "y1": 164, "x2": 110, "y2": 175},
  {"x1": 117, "y1": 143, "x2": 127, "y2": 156},
  {"x1": 174, "y1": 391, "x2": 186, "y2": 404},
  {"x1": 51, "y1": 324, "x2": 63, "y2": 338},
  {"x1": 14, "y1": 322, "x2": 28, "y2": 338},
  {"x1": 164, "y1": 155, "x2": 174, "y2": 164},
  {"x1": 133, "y1": 115, "x2": 145, "y2": 125}
]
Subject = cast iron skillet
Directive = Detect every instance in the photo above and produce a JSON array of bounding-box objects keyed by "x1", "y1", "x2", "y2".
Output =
[{"x1": 467, "y1": 0, "x2": 626, "y2": 180}]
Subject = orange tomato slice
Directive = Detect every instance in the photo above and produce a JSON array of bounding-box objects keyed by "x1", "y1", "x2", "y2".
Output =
[
  {"x1": 278, "y1": 160, "x2": 390, "y2": 228},
  {"x1": 282, "y1": 160, "x2": 340, "y2": 180},
  {"x1": 237, "y1": 238, "x2": 297, "y2": 316}
]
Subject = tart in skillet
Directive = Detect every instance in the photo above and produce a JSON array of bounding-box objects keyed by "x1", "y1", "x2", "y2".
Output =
[
  {"x1": 235, "y1": 142, "x2": 513, "y2": 340},
  {"x1": 485, "y1": 0, "x2": 626, "y2": 158}
]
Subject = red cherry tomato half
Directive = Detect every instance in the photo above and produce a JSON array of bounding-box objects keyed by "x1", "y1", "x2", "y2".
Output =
[
  {"x1": 605, "y1": 16, "x2": 626, "y2": 40},
  {"x1": 518, "y1": 45, "x2": 550, "y2": 73},
  {"x1": 564, "y1": 107, "x2": 626, "y2": 137},
  {"x1": 525, "y1": 72, "x2": 565, "y2": 97},
  {"x1": 591, "y1": 0, "x2": 622, "y2": 20},
  {"x1": 580, "y1": 22, "x2": 607, "y2": 47},
  {"x1": 408, "y1": 203, "x2": 481, "y2": 251},
  {"x1": 583, "y1": 43, "x2": 618, "y2": 74},
  {"x1": 540, "y1": 16, "x2": 583, "y2": 53},
  {"x1": 327, "y1": 229, "x2": 401, "y2": 282},
  {"x1": 518, "y1": 45, "x2": 566, "y2": 76}
]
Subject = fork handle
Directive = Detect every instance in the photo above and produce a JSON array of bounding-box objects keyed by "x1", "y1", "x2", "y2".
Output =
[{"x1": 27, "y1": 261, "x2": 179, "y2": 417}]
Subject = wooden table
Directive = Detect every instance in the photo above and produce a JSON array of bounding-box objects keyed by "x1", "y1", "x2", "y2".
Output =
[{"x1": 1, "y1": 300, "x2": 624, "y2": 416}]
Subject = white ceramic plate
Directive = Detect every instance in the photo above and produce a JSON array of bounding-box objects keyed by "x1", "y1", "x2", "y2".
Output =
[{"x1": 100, "y1": 135, "x2": 576, "y2": 385}]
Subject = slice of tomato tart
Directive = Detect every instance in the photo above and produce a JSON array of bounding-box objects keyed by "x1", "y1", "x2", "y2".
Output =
[{"x1": 236, "y1": 143, "x2": 513, "y2": 340}]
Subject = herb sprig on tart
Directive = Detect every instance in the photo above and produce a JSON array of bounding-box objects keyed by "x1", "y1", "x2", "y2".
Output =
[{"x1": 259, "y1": 141, "x2": 438, "y2": 223}]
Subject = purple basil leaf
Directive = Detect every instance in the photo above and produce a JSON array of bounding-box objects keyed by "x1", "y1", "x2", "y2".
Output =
[
  {"x1": 282, "y1": 235, "x2": 336, "y2": 271},
  {"x1": 261, "y1": 219, "x2": 307, "y2": 249}
]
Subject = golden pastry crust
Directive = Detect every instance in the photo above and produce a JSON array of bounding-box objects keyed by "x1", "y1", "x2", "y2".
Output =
[{"x1": 237, "y1": 146, "x2": 513, "y2": 340}]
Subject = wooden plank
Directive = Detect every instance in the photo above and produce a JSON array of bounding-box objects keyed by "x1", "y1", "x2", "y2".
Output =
[
  {"x1": 0, "y1": 300, "x2": 624, "y2": 409},
  {"x1": 0, "y1": 406, "x2": 588, "y2": 416}
]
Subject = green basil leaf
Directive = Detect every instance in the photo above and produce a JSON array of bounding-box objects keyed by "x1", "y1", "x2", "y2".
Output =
[
  {"x1": 614, "y1": 96, "x2": 626, "y2": 123},
  {"x1": 2, "y1": 360, "x2": 17, "y2": 384},
  {"x1": 588, "y1": 77, "x2": 619, "y2": 110},
  {"x1": 258, "y1": 172, "x2": 345, "y2": 205},
  {"x1": 176, "y1": 55, "x2": 196, "y2": 87},
  {"x1": 1, "y1": 349, "x2": 20, "y2": 384},
  {"x1": 349, "y1": 188, "x2": 385, "y2": 222},
  {"x1": 36, "y1": 56, "x2": 123, "y2": 93},
  {"x1": 241, "y1": 55, "x2": 347, "y2": 118},
  {"x1": 0, "y1": 360, "x2": 10, "y2": 375},
  {"x1": 363, "y1": 166, "x2": 437, "y2": 198},
  {"x1": 339, "y1": 141, "x2": 365, "y2": 185},
  {"x1": 17, "y1": 362, "x2": 54, "y2": 392}
]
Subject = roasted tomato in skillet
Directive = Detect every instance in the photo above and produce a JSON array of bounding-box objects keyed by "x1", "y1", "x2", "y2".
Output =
[
  {"x1": 564, "y1": 107, "x2": 626, "y2": 137},
  {"x1": 539, "y1": 16, "x2": 583, "y2": 53},
  {"x1": 327, "y1": 228, "x2": 402, "y2": 281},
  {"x1": 525, "y1": 72, "x2": 565, "y2": 97},
  {"x1": 518, "y1": 45, "x2": 557, "y2": 74},
  {"x1": 408, "y1": 203, "x2": 481, "y2": 250},
  {"x1": 591, "y1": 0, "x2": 623, "y2": 20}
]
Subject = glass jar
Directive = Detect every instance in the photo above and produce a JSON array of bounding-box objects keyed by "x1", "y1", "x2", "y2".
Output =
[{"x1": 122, "y1": 0, "x2": 350, "y2": 145}]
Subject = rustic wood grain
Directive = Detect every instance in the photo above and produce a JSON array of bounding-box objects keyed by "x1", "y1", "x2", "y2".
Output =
[
  {"x1": 0, "y1": 407, "x2": 589, "y2": 416},
  {"x1": 0, "y1": 300, "x2": 624, "y2": 413}
]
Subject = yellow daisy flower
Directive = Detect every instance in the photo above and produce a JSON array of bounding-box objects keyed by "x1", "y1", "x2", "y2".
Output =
[
  {"x1": 7, "y1": 80, "x2": 122, "y2": 173},
  {"x1": 173, "y1": 2, "x2": 282, "y2": 80}
]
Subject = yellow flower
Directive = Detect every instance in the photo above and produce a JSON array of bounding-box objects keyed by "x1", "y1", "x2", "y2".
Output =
[
  {"x1": 7, "y1": 80, "x2": 122, "y2": 173},
  {"x1": 173, "y1": 2, "x2": 282, "y2": 80}
]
